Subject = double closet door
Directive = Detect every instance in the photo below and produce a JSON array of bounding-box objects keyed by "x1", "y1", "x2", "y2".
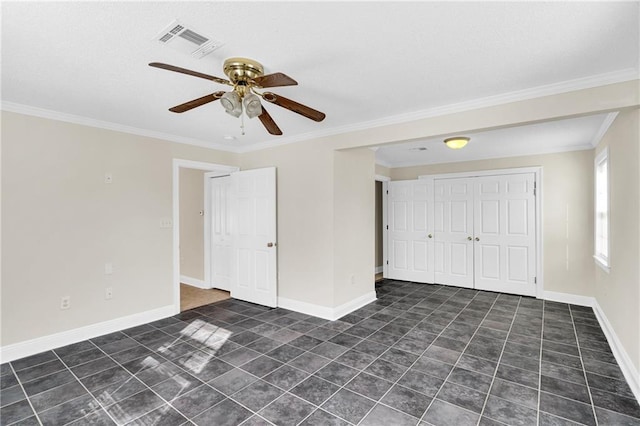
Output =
[{"x1": 387, "y1": 172, "x2": 537, "y2": 297}]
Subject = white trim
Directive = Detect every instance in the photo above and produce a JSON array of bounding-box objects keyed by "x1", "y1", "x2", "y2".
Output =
[
  {"x1": 277, "y1": 291, "x2": 378, "y2": 321},
  {"x1": 382, "y1": 180, "x2": 389, "y2": 279},
  {"x1": 375, "y1": 159, "x2": 394, "y2": 168},
  {"x1": 277, "y1": 297, "x2": 335, "y2": 320},
  {"x1": 0, "y1": 305, "x2": 175, "y2": 363},
  {"x1": 375, "y1": 266, "x2": 383, "y2": 274},
  {"x1": 543, "y1": 291, "x2": 594, "y2": 307},
  {"x1": 234, "y1": 69, "x2": 638, "y2": 153},
  {"x1": 180, "y1": 275, "x2": 209, "y2": 289},
  {"x1": 333, "y1": 291, "x2": 378, "y2": 320},
  {"x1": 594, "y1": 255, "x2": 611, "y2": 274},
  {"x1": 375, "y1": 174, "x2": 391, "y2": 182},
  {"x1": 1, "y1": 102, "x2": 242, "y2": 153},
  {"x1": 590, "y1": 112, "x2": 619, "y2": 147},
  {"x1": 173, "y1": 159, "x2": 239, "y2": 314},
  {"x1": 594, "y1": 147, "x2": 610, "y2": 271},
  {"x1": 419, "y1": 166, "x2": 544, "y2": 298},
  {"x1": 592, "y1": 300, "x2": 640, "y2": 403},
  {"x1": 539, "y1": 291, "x2": 640, "y2": 404},
  {"x1": 3, "y1": 70, "x2": 636, "y2": 155}
]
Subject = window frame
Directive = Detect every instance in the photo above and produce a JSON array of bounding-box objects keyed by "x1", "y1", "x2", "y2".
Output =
[{"x1": 594, "y1": 147, "x2": 610, "y2": 273}]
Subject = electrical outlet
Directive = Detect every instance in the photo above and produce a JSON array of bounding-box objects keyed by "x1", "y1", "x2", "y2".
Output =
[
  {"x1": 60, "y1": 296, "x2": 71, "y2": 310},
  {"x1": 350, "y1": 274, "x2": 356, "y2": 285},
  {"x1": 104, "y1": 173, "x2": 113, "y2": 184},
  {"x1": 104, "y1": 263, "x2": 113, "y2": 275},
  {"x1": 105, "y1": 287, "x2": 113, "y2": 300}
]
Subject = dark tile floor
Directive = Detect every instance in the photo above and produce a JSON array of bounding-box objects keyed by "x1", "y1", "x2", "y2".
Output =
[{"x1": 2, "y1": 280, "x2": 639, "y2": 426}]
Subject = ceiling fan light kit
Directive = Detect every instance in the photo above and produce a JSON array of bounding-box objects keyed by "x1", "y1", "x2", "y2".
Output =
[
  {"x1": 149, "y1": 57, "x2": 326, "y2": 136},
  {"x1": 444, "y1": 136, "x2": 470, "y2": 149}
]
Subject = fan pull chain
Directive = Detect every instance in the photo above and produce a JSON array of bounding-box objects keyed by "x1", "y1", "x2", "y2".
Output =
[{"x1": 240, "y1": 111, "x2": 245, "y2": 135}]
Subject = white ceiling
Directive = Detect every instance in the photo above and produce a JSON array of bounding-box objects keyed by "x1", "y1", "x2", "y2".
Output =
[
  {"x1": 375, "y1": 113, "x2": 615, "y2": 168},
  {"x1": 2, "y1": 2, "x2": 638, "y2": 155}
]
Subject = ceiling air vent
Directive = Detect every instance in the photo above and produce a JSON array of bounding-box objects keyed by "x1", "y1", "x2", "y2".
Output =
[{"x1": 154, "y1": 20, "x2": 223, "y2": 59}]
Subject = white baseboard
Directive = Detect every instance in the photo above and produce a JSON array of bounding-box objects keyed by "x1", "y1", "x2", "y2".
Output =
[
  {"x1": 375, "y1": 266, "x2": 383, "y2": 274},
  {"x1": 541, "y1": 291, "x2": 640, "y2": 404},
  {"x1": 278, "y1": 291, "x2": 377, "y2": 321},
  {"x1": 543, "y1": 291, "x2": 594, "y2": 307},
  {"x1": 592, "y1": 300, "x2": 640, "y2": 403},
  {"x1": 180, "y1": 275, "x2": 209, "y2": 289},
  {"x1": 333, "y1": 291, "x2": 378, "y2": 319},
  {"x1": 277, "y1": 297, "x2": 335, "y2": 320},
  {"x1": 0, "y1": 305, "x2": 175, "y2": 363}
]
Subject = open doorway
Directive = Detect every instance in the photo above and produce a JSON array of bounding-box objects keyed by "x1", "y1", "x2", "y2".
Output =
[
  {"x1": 173, "y1": 159, "x2": 239, "y2": 313},
  {"x1": 375, "y1": 175, "x2": 390, "y2": 282},
  {"x1": 179, "y1": 167, "x2": 229, "y2": 311}
]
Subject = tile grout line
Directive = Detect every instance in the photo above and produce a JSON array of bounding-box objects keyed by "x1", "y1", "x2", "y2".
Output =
[
  {"x1": 292, "y1": 284, "x2": 462, "y2": 425},
  {"x1": 352, "y1": 286, "x2": 479, "y2": 425},
  {"x1": 399, "y1": 289, "x2": 504, "y2": 425},
  {"x1": 569, "y1": 304, "x2": 600, "y2": 426},
  {"x1": 7, "y1": 363, "x2": 44, "y2": 426},
  {"x1": 292, "y1": 284, "x2": 464, "y2": 425},
  {"x1": 475, "y1": 296, "x2": 524, "y2": 425},
  {"x1": 536, "y1": 299, "x2": 546, "y2": 426}
]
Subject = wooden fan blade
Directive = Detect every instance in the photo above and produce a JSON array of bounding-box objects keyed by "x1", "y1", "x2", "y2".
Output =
[
  {"x1": 258, "y1": 106, "x2": 283, "y2": 135},
  {"x1": 169, "y1": 91, "x2": 226, "y2": 113},
  {"x1": 263, "y1": 92, "x2": 325, "y2": 122},
  {"x1": 252, "y1": 72, "x2": 298, "y2": 88},
  {"x1": 149, "y1": 62, "x2": 230, "y2": 86}
]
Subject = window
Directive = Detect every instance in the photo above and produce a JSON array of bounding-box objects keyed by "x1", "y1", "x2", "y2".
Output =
[{"x1": 594, "y1": 148, "x2": 610, "y2": 272}]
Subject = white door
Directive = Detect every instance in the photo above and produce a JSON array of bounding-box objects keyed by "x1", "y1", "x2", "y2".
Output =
[
  {"x1": 230, "y1": 167, "x2": 277, "y2": 307},
  {"x1": 434, "y1": 178, "x2": 474, "y2": 288},
  {"x1": 473, "y1": 174, "x2": 536, "y2": 296},
  {"x1": 386, "y1": 180, "x2": 434, "y2": 283},
  {"x1": 210, "y1": 176, "x2": 232, "y2": 291}
]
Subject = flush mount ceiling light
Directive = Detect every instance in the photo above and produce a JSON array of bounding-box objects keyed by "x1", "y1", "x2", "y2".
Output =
[
  {"x1": 149, "y1": 57, "x2": 326, "y2": 136},
  {"x1": 444, "y1": 136, "x2": 470, "y2": 149}
]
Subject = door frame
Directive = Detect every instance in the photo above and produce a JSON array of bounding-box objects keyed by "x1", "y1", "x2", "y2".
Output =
[
  {"x1": 375, "y1": 174, "x2": 391, "y2": 278},
  {"x1": 172, "y1": 159, "x2": 239, "y2": 314},
  {"x1": 419, "y1": 166, "x2": 544, "y2": 298}
]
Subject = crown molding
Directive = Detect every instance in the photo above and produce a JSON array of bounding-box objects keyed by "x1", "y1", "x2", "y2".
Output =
[
  {"x1": 375, "y1": 159, "x2": 394, "y2": 168},
  {"x1": 3, "y1": 69, "x2": 637, "y2": 155},
  {"x1": 590, "y1": 112, "x2": 619, "y2": 148},
  {"x1": 0, "y1": 102, "x2": 243, "y2": 153},
  {"x1": 238, "y1": 68, "x2": 639, "y2": 153}
]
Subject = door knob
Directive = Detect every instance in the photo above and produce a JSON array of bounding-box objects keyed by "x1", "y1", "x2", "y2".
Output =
[
  {"x1": 267, "y1": 242, "x2": 276, "y2": 247},
  {"x1": 475, "y1": 237, "x2": 480, "y2": 241},
  {"x1": 467, "y1": 236, "x2": 472, "y2": 241},
  {"x1": 428, "y1": 234, "x2": 433, "y2": 239}
]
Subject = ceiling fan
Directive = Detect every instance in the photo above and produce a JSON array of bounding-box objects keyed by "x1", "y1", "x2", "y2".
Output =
[{"x1": 149, "y1": 57, "x2": 326, "y2": 136}]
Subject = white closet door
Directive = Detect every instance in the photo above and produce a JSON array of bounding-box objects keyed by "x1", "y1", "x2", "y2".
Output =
[
  {"x1": 474, "y1": 173, "x2": 536, "y2": 296},
  {"x1": 230, "y1": 167, "x2": 277, "y2": 307},
  {"x1": 434, "y1": 178, "x2": 474, "y2": 288},
  {"x1": 210, "y1": 176, "x2": 232, "y2": 290},
  {"x1": 387, "y1": 180, "x2": 434, "y2": 283}
]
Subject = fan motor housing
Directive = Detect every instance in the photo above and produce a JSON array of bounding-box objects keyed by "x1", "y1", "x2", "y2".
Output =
[{"x1": 223, "y1": 57, "x2": 264, "y2": 83}]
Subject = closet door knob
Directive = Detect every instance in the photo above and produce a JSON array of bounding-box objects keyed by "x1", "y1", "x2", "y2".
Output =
[
  {"x1": 475, "y1": 237, "x2": 480, "y2": 241},
  {"x1": 428, "y1": 234, "x2": 433, "y2": 239},
  {"x1": 467, "y1": 236, "x2": 472, "y2": 241}
]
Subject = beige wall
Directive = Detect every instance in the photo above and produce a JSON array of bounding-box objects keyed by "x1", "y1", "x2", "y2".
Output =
[
  {"x1": 240, "y1": 140, "x2": 336, "y2": 307},
  {"x1": 333, "y1": 149, "x2": 376, "y2": 306},
  {"x1": 593, "y1": 109, "x2": 640, "y2": 373},
  {"x1": 391, "y1": 150, "x2": 595, "y2": 297},
  {"x1": 1, "y1": 112, "x2": 238, "y2": 345},
  {"x1": 2, "y1": 81, "x2": 638, "y2": 351},
  {"x1": 375, "y1": 164, "x2": 390, "y2": 177},
  {"x1": 179, "y1": 168, "x2": 205, "y2": 281}
]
